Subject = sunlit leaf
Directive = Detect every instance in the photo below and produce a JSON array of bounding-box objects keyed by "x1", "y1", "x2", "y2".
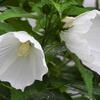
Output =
[{"x1": 0, "y1": 7, "x2": 32, "y2": 21}]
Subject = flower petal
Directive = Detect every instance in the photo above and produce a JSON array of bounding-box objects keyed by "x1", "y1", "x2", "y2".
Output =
[
  {"x1": 61, "y1": 10, "x2": 100, "y2": 74},
  {"x1": 85, "y1": 14, "x2": 100, "y2": 51},
  {"x1": 83, "y1": 0, "x2": 96, "y2": 7},
  {"x1": 0, "y1": 56, "x2": 35, "y2": 91},
  {"x1": 72, "y1": 10, "x2": 97, "y2": 34},
  {"x1": 14, "y1": 31, "x2": 43, "y2": 50},
  {"x1": 27, "y1": 18, "x2": 36, "y2": 29},
  {"x1": 0, "y1": 31, "x2": 48, "y2": 91},
  {"x1": 0, "y1": 47, "x2": 48, "y2": 91},
  {"x1": 30, "y1": 47, "x2": 48, "y2": 81},
  {"x1": 14, "y1": 31, "x2": 34, "y2": 43},
  {"x1": 0, "y1": 32, "x2": 19, "y2": 75}
]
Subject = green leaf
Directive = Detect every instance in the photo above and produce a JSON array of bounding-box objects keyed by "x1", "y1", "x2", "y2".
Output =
[
  {"x1": 0, "y1": 82, "x2": 11, "y2": 100},
  {"x1": 0, "y1": 22, "x2": 15, "y2": 33},
  {"x1": 72, "y1": 54, "x2": 93, "y2": 98},
  {"x1": 64, "y1": 6, "x2": 90, "y2": 16},
  {"x1": 51, "y1": 1, "x2": 62, "y2": 17},
  {"x1": 7, "y1": 18, "x2": 33, "y2": 33},
  {"x1": 74, "y1": 0, "x2": 84, "y2": 5},
  {"x1": 18, "y1": 0, "x2": 26, "y2": 7},
  {"x1": 0, "y1": 7, "x2": 32, "y2": 21},
  {"x1": 11, "y1": 89, "x2": 26, "y2": 100},
  {"x1": 25, "y1": 88, "x2": 73, "y2": 100}
]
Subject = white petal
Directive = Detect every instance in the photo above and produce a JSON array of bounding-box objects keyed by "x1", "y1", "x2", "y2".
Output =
[
  {"x1": 0, "y1": 31, "x2": 48, "y2": 90},
  {"x1": 14, "y1": 31, "x2": 43, "y2": 50},
  {"x1": 27, "y1": 18, "x2": 36, "y2": 29},
  {"x1": 0, "y1": 32, "x2": 19, "y2": 75},
  {"x1": 0, "y1": 56, "x2": 35, "y2": 91},
  {"x1": 83, "y1": 0, "x2": 96, "y2": 7},
  {"x1": 61, "y1": 10, "x2": 100, "y2": 74},
  {"x1": 85, "y1": 14, "x2": 100, "y2": 51},
  {"x1": 30, "y1": 48, "x2": 48, "y2": 81},
  {"x1": 73, "y1": 10, "x2": 97, "y2": 34},
  {"x1": 14, "y1": 31, "x2": 34, "y2": 43},
  {"x1": 0, "y1": 46, "x2": 48, "y2": 91}
]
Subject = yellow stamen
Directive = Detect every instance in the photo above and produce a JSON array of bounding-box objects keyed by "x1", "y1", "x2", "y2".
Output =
[{"x1": 17, "y1": 41, "x2": 31, "y2": 57}]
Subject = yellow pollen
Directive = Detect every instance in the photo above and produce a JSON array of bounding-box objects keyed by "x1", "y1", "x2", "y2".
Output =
[{"x1": 17, "y1": 41, "x2": 31, "y2": 57}]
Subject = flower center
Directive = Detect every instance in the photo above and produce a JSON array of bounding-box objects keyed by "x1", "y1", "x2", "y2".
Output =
[{"x1": 17, "y1": 41, "x2": 31, "y2": 57}]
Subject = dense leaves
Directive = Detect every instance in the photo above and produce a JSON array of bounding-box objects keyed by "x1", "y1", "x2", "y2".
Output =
[{"x1": 0, "y1": 0, "x2": 99, "y2": 100}]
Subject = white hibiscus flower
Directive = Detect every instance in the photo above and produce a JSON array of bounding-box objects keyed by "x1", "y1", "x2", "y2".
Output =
[
  {"x1": 0, "y1": 31, "x2": 48, "y2": 91},
  {"x1": 60, "y1": 10, "x2": 100, "y2": 75}
]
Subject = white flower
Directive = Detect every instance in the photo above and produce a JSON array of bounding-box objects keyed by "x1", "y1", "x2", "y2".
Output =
[
  {"x1": 0, "y1": 31, "x2": 48, "y2": 91},
  {"x1": 60, "y1": 10, "x2": 100, "y2": 75},
  {"x1": 27, "y1": 18, "x2": 36, "y2": 29},
  {"x1": 83, "y1": 0, "x2": 96, "y2": 8}
]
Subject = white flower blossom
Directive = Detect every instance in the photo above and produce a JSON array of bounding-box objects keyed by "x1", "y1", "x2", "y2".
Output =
[
  {"x1": 60, "y1": 10, "x2": 100, "y2": 74},
  {"x1": 0, "y1": 31, "x2": 48, "y2": 91}
]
